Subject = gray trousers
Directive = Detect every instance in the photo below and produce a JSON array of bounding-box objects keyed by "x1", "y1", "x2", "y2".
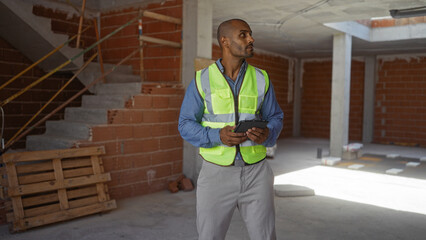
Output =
[{"x1": 196, "y1": 160, "x2": 276, "y2": 240}]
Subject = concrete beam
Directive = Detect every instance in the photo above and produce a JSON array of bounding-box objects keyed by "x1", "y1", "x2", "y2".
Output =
[
  {"x1": 371, "y1": 24, "x2": 426, "y2": 42},
  {"x1": 181, "y1": 0, "x2": 212, "y2": 182},
  {"x1": 325, "y1": 21, "x2": 426, "y2": 42},
  {"x1": 324, "y1": 21, "x2": 370, "y2": 42},
  {"x1": 362, "y1": 56, "x2": 376, "y2": 143},
  {"x1": 330, "y1": 33, "x2": 352, "y2": 157}
]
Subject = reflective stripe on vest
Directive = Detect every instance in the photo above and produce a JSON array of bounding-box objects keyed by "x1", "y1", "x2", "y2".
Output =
[{"x1": 195, "y1": 63, "x2": 270, "y2": 166}]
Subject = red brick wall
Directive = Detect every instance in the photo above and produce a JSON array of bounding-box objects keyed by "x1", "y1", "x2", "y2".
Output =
[
  {"x1": 301, "y1": 61, "x2": 331, "y2": 138},
  {"x1": 212, "y1": 45, "x2": 293, "y2": 138},
  {"x1": 100, "y1": 0, "x2": 182, "y2": 83},
  {"x1": 301, "y1": 56, "x2": 426, "y2": 146},
  {"x1": 32, "y1": 5, "x2": 97, "y2": 61},
  {"x1": 76, "y1": 85, "x2": 184, "y2": 200},
  {"x1": 374, "y1": 56, "x2": 426, "y2": 146},
  {"x1": 301, "y1": 60, "x2": 364, "y2": 140},
  {"x1": 0, "y1": 37, "x2": 85, "y2": 150},
  {"x1": 88, "y1": 0, "x2": 184, "y2": 199},
  {"x1": 371, "y1": 16, "x2": 426, "y2": 28},
  {"x1": 358, "y1": 16, "x2": 426, "y2": 28}
]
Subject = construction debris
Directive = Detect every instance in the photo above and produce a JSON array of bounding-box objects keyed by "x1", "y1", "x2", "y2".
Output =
[
  {"x1": 321, "y1": 157, "x2": 341, "y2": 166},
  {"x1": 342, "y1": 143, "x2": 363, "y2": 160},
  {"x1": 168, "y1": 181, "x2": 179, "y2": 193},
  {"x1": 179, "y1": 178, "x2": 194, "y2": 191},
  {"x1": 274, "y1": 184, "x2": 315, "y2": 197},
  {"x1": 168, "y1": 174, "x2": 193, "y2": 193},
  {"x1": 406, "y1": 162, "x2": 420, "y2": 167},
  {"x1": 266, "y1": 144, "x2": 277, "y2": 158},
  {"x1": 386, "y1": 154, "x2": 400, "y2": 159},
  {"x1": 348, "y1": 164, "x2": 365, "y2": 170},
  {"x1": 385, "y1": 168, "x2": 404, "y2": 175}
]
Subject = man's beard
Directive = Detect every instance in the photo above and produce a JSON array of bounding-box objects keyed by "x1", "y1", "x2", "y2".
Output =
[
  {"x1": 230, "y1": 41, "x2": 254, "y2": 58},
  {"x1": 246, "y1": 44, "x2": 254, "y2": 57}
]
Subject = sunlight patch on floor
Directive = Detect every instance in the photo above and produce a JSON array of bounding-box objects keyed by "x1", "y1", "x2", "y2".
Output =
[{"x1": 274, "y1": 166, "x2": 426, "y2": 215}]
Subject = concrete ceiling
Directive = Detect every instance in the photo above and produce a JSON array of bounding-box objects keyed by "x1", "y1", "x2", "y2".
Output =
[{"x1": 212, "y1": 0, "x2": 426, "y2": 58}]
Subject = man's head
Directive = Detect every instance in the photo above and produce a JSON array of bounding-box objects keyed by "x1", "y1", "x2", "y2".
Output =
[{"x1": 217, "y1": 19, "x2": 255, "y2": 58}]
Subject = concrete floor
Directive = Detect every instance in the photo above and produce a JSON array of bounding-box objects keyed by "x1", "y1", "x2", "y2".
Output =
[{"x1": 1, "y1": 138, "x2": 426, "y2": 240}]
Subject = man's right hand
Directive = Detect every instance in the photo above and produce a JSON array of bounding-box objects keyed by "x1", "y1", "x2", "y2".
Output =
[{"x1": 220, "y1": 126, "x2": 248, "y2": 147}]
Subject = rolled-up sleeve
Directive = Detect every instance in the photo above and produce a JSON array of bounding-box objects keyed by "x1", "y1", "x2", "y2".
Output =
[{"x1": 178, "y1": 79, "x2": 222, "y2": 148}]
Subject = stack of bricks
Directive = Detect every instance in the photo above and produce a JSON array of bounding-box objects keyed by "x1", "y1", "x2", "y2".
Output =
[{"x1": 76, "y1": 84, "x2": 185, "y2": 200}]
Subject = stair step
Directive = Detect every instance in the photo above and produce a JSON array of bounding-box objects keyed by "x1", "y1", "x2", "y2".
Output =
[
  {"x1": 65, "y1": 108, "x2": 108, "y2": 124},
  {"x1": 45, "y1": 120, "x2": 92, "y2": 139},
  {"x1": 105, "y1": 73, "x2": 141, "y2": 83},
  {"x1": 77, "y1": 63, "x2": 137, "y2": 89},
  {"x1": 93, "y1": 82, "x2": 142, "y2": 95},
  {"x1": 26, "y1": 135, "x2": 77, "y2": 151},
  {"x1": 82, "y1": 94, "x2": 130, "y2": 108},
  {"x1": 87, "y1": 62, "x2": 134, "y2": 75}
]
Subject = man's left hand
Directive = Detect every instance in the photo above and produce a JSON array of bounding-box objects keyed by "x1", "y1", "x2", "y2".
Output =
[{"x1": 246, "y1": 127, "x2": 269, "y2": 144}]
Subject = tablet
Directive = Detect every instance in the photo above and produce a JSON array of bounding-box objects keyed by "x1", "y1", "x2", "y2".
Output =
[{"x1": 234, "y1": 120, "x2": 268, "y2": 133}]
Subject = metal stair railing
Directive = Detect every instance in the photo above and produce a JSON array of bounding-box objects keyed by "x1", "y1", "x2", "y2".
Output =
[
  {"x1": 0, "y1": 15, "x2": 134, "y2": 107},
  {"x1": 0, "y1": 8, "x2": 182, "y2": 153},
  {"x1": 6, "y1": 52, "x2": 98, "y2": 148},
  {"x1": 2, "y1": 48, "x2": 140, "y2": 153},
  {"x1": 0, "y1": 25, "x2": 90, "y2": 92}
]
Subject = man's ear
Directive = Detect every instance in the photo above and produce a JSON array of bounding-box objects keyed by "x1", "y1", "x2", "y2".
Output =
[{"x1": 221, "y1": 36, "x2": 229, "y2": 48}]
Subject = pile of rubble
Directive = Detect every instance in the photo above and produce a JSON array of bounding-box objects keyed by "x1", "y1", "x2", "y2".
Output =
[{"x1": 168, "y1": 174, "x2": 194, "y2": 193}]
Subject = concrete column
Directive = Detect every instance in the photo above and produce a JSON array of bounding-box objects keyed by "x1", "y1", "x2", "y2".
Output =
[
  {"x1": 362, "y1": 56, "x2": 376, "y2": 143},
  {"x1": 182, "y1": 0, "x2": 212, "y2": 88},
  {"x1": 330, "y1": 33, "x2": 352, "y2": 157},
  {"x1": 293, "y1": 59, "x2": 302, "y2": 137},
  {"x1": 182, "y1": 0, "x2": 212, "y2": 181}
]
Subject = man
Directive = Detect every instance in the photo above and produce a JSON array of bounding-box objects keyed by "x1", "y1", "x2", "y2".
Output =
[{"x1": 178, "y1": 19, "x2": 283, "y2": 240}]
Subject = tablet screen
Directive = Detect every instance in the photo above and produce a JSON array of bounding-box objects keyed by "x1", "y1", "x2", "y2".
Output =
[{"x1": 234, "y1": 120, "x2": 268, "y2": 133}]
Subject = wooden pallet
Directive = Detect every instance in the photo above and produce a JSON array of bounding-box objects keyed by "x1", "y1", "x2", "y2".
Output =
[{"x1": 0, "y1": 146, "x2": 116, "y2": 232}]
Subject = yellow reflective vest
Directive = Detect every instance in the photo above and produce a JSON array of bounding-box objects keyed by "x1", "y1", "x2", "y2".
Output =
[{"x1": 195, "y1": 62, "x2": 270, "y2": 166}]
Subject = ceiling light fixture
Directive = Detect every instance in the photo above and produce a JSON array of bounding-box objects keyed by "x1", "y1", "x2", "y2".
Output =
[{"x1": 389, "y1": 6, "x2": 426, "y2": 19}]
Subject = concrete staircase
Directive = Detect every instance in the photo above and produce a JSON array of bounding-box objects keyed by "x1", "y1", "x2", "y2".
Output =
[
  {"x1": 26, "y1": 78, "x2": 143, "y2": 151},
  {"x1": 77, "y1": 62, "x2": 142, "y2": 91},
  {"x1": 0, "y1": 0, "x2": 83, "y2": 71},
  {"x1": 0, "y1": 0, "x2": 144, "y2": 151}
]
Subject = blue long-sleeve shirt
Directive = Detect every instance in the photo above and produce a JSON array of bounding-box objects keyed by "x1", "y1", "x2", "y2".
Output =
[{"x1": 178, "y1": 59, "x2": 284, "y2": 163}]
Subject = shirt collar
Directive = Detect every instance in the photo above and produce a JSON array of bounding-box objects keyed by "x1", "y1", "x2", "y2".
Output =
[{"x1": 215, "y1": 58, "x2": 248, "y2": 76}]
